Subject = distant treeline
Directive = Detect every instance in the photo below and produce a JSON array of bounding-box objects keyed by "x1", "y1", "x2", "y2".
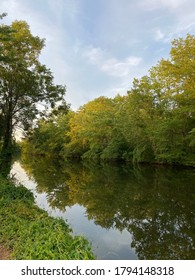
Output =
[{"x1": 22, "y1": 34, "x2": 195, "y2": 166}]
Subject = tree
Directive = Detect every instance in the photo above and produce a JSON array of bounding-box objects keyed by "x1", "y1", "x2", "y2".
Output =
[
  {"x1": 21, "y1": 34, "x2": 194, "y2": 166},
  {"x1": 0, "y1": 18, "x2": 66, "y2": 153},
  {"x1": 66, "y1": 96, "x2": 126, "y2": 160},
  {"x1": 149, "y1": 34, "x2": 195, "y2": 164},
  {"x1": 24, "y1": 111, "x2": 72, "y2": 156},
  {"x1": 118, "y1": 34, "x2": 195, "y2": 165},
  {"x1": 116, "y1": 76, "x2": 156, "y2": 162}
]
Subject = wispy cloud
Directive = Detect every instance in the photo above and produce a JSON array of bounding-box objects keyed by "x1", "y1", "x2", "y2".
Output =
[
  {"x1": 83, "y1": 46, "x2": 142, "y2": 77},
  {"x1": 1, "y1": 0, "x2": 194, "y2": 109},
  {"x1": 139, "y1": 0, "x2": 184, "y2": 11},
  {"x1": 101, "y1": 57, "x2": 142, "y2": 77},
  {"x1": 155, "y1": 29, "x2": 165, "y2": 41},
  {"x1": 83, "y1": 47, "x2": 104, "y2": 65}
]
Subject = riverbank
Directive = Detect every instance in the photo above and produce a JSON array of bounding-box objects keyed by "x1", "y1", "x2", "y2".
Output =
[
  {"x1": 0, "y1": 245, "x2": 11, "y2": 260},
  {"x1": 0, "y1": 174, "x2": 95, "y2": 260}
]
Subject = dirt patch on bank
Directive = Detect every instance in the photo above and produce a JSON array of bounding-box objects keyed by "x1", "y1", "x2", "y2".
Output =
[{"x1": 0, "y1": 245, "x2": 11, "y2": 260}]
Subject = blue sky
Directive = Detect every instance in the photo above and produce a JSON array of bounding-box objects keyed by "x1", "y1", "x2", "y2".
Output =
[{"x1": 1, "y1": 0, "x2": 195, "y2": 109}]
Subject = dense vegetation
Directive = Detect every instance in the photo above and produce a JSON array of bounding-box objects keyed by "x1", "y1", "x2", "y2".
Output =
[
  {"x1": 0, "y1": 14, "x2": 194, "y2": 260},
  {"x1": 0, "y1": 14, "x2": 67, "y2": 155},
  {"x1": 23, "y1": 34, "x2": 195, "y2": 166},
  {"x1": 0, "y1": 15, "x2": 94, "y2": 261},
  {"x1": 0, "y1": 174, "x2": 95, "y2": 259}
]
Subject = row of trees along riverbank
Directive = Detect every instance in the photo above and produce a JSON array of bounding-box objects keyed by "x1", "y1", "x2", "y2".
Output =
[
  {"x1": 0, "y1": 14, "x2": 194, "y2": 166},
  {"x1": 23, "y1": 34, "x2": 195, "y2": 167}
]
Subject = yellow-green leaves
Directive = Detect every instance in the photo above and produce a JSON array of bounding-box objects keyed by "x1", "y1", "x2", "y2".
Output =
[
  {"x1": 0, "y1": 18, "x2": 66, "y2": 153},
  {"x1": 24, "y1": 34, "x2": 195, "y2": 166}
]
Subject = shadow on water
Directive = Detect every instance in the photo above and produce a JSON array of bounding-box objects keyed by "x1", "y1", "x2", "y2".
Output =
[{"x1": 13, "y1": 154, "x2": 195, "y2": 259}]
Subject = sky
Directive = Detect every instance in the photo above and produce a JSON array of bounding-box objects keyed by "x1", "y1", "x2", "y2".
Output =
[{"x1": 1, "y1": 0, "x2": 195, "y2": 110}]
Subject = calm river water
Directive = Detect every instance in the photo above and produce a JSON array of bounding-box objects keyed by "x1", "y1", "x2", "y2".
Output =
[{"x1": 10, "y1": 155, "x2": 195, "y2": 259}]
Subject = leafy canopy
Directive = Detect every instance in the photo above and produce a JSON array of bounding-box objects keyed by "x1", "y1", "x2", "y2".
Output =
[{"x1": 0, "y1": 17, "x2": 66, "y2": 152}]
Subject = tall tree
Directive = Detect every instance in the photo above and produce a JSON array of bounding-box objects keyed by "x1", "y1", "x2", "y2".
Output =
[
  {"x1": 67, "y1": 96, "x2": 121, "y2": 160},
  {"x1": 0, "y1": 19, "x2": 66, "y2": 153},
  {"x1": 149, "y1": 34, "x2": 195, "y2": 164}
]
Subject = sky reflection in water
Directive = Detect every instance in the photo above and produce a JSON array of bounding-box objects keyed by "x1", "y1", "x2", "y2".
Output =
[{"x1": 10, "y1": 158, "x2": 195, "y2": 260}]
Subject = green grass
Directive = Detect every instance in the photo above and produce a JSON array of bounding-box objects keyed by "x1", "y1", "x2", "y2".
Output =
[{"x1": 0, "y1": 175, "x2": 95, "y2": 260}]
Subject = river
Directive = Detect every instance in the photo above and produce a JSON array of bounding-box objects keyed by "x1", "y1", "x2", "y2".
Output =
[{"x1": 10, "y1": 155, "x2": 195, "y2": 259}]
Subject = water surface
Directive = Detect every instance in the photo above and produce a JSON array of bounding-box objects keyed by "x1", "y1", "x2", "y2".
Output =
[{"x1": 10, "y1": 156, "x2": 195, "y2": 259}]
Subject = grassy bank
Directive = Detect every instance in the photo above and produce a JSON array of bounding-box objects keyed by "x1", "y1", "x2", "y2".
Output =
[{"x1": 0, "y1": 174, "x2": 95, "y2": 260}]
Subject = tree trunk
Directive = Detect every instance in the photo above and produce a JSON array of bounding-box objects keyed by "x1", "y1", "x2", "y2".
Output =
[{"x1": 2, "y1": 106, "x2": 13, "y2": 154}]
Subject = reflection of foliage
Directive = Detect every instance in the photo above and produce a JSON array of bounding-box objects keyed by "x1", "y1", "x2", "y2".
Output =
[
  {"x1": 20, "y1": 154, "x2": 73, "y2": 208},
  {"x1": 20, "y1": 154, "x2": 195, "y2": 259}
]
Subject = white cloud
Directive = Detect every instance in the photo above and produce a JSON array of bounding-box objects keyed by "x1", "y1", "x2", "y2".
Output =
[
  {"x1": 1, "y1": 0, "x2": 17, "y2": 11},
  {"x1": 47, "y1": 0, "x2": 80, "y2": 24},
  {"x1": 155, "y1": 29, "x2": 165, "y2": 41},
  {"x1": 83, "y1": 46, "x2": 142, "y2": 77},
  {"x1": 139, "y1": 0, "x2": 184, "y2": 11},
  {"x1": 1, "y1": 0, "x2": 194, "y2": 110},
  {"x1": 84, "y1": 47, "x2": 104, "y2": 65},
  {"x1": 101, "y1": 57, "x2": 142, "y2": 77},
  {"x1": 1, "y1": 0, "x2": 57, "y2": 41}
]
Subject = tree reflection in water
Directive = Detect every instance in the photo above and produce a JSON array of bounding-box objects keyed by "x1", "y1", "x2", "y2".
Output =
[{"x1": 20, "y1": 154, "x2": 195, "y2": 259}]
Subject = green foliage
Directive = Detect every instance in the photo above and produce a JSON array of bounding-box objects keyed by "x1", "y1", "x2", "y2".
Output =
[
  {"x1": 23, "y1": 111, "x2": 72, "y2": 156},
  {"x1": 67, "y1": 96, "x2": 122, "y2": 160},
  {"x1": 23, "y1": 34, "x2": 195, "y2": 166},
  {"x1": 0, "y1": 16, "x2": 67, "y2": 153},
  {"x1": 0, "y1": 175, "x2": 95, "y2": 259}
]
